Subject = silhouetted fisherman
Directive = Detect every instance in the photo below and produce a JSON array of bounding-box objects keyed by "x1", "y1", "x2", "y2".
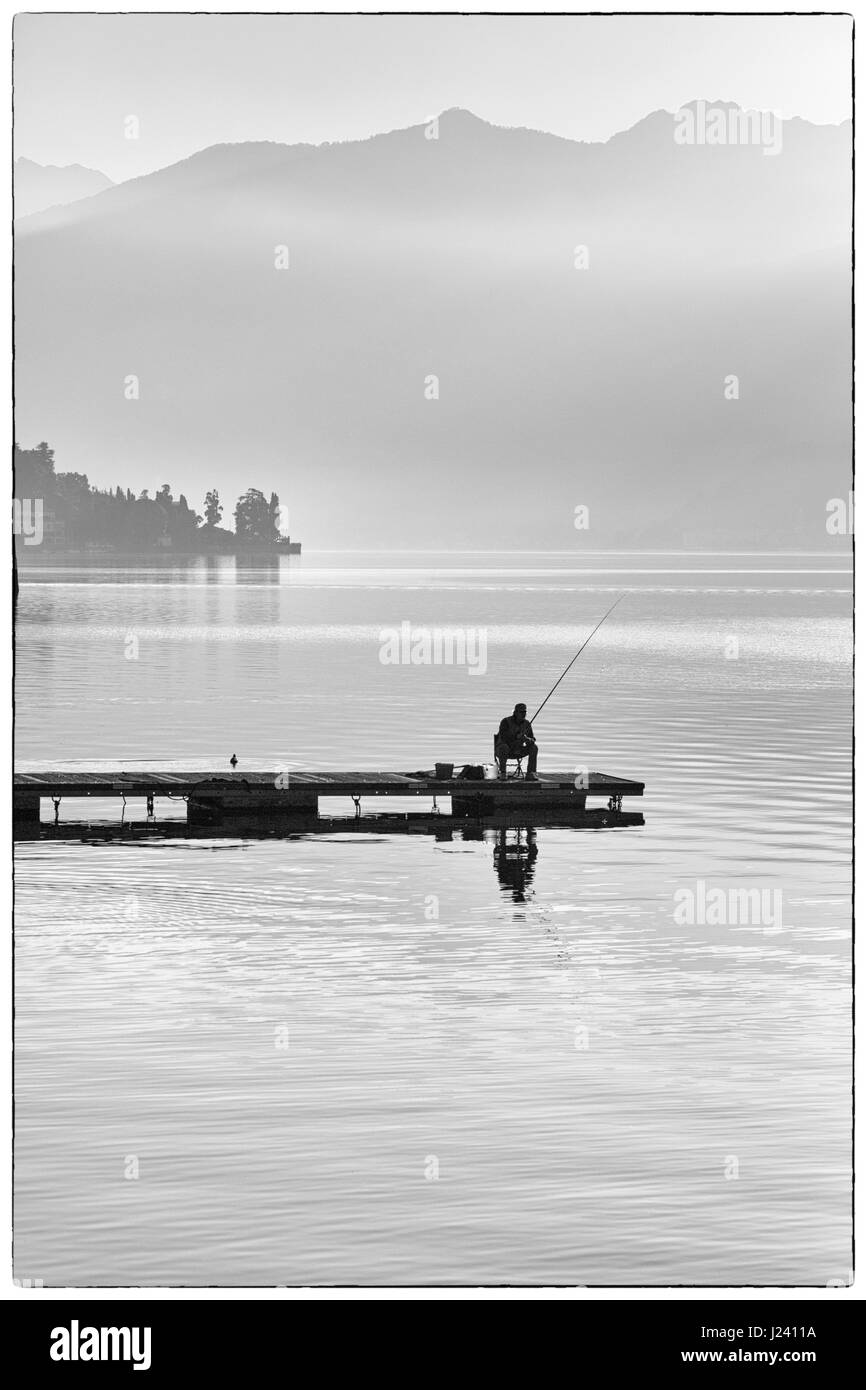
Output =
[{"x1": 496, "y1": 703, "x2": 539, "y2": 780}]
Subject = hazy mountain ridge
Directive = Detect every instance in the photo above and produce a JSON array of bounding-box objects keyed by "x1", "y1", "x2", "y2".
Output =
[
  {"x1": 15, "y1": 156, "x2": 114, "y2": 219},
  {"x1": 15, "y1": 107, "x2": 852, "y2": 548}
]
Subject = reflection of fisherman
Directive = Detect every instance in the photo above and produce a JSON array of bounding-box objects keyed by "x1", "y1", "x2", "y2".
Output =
[
  {"x1": 496, "y1": 703, "x2": 539, "y2": 780},
  {"x1": 494, "y1": 828, "x2": 538, "y2": 904}
]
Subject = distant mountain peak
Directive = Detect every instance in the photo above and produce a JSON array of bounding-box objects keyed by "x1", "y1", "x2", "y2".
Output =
[
  {"x1": 16, "y1": 155, "x2": 112, "y2": 178},
  {"x1": 15, "y1": 157, "x2": 113, "y2": 218},
  {"x1": 435, "y1": 106, "x2": 488, "y2": 125},
  {"x1": 14, "y1": 97, "x2": 850, "y2": 551}
]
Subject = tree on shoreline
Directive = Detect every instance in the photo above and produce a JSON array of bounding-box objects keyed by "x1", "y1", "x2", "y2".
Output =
[
  {"x1": 204, "y1": 489, "x2": 223, "y2": 527},
  {"x1": 14, "y1": 443, "x2": 295, "y2": 552},
  {"x1": 234, "y1": 487, "x2": 281, "y2": 545}
]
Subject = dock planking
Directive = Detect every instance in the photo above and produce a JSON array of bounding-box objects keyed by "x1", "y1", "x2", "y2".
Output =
[
  {"x1": 14, "y1": 769, "x2": 644, "y2": 797},
  {"x1": 13, "y1": 768, "x2": 644, "y2": 830}
]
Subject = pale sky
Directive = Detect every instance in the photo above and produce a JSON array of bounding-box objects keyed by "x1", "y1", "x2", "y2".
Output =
[{"x1": 14, "y1": 13, "x2": 852, "y2": 181}]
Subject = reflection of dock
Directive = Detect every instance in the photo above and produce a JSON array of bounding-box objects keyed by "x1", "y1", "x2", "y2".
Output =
[
  {"x1": 12, "y1": 812, "x2": 643, "y2": 845},
  {"x1": 14, "y1": 769, "x2": 644, "y2": 834}
]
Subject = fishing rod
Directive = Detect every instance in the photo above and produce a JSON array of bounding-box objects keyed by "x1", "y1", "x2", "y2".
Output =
[{"x1": 530, "y1": 594, "x2": 624, "y2": 723}]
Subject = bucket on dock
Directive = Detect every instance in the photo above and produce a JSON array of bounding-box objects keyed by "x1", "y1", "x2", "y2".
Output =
[{"x1": 434, "y1": 762, "x2": 454, "y2": 780}]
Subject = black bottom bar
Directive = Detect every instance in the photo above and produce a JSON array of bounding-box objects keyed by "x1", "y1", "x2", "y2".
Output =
[{"x1": 4, "y1": 1298, "x2": 856, "y2": 1374}]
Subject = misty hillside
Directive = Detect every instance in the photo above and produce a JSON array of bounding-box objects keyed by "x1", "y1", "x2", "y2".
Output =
[
  {"x1": 14, "y1": 106, "x2": 852, "y2": 548},
  {"x1": 15, "y1": 157, "x2": 114, "y2": 219}
]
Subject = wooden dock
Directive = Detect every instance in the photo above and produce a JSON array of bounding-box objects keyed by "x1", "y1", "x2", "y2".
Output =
[{"x1": 14, "y1": 768, "x2": 644, "y2": 830}]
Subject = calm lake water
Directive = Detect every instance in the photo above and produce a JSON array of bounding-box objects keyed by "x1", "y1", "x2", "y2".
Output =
[{"x1": 14, "y1": 551, "x2": 852, "y2": 1285}]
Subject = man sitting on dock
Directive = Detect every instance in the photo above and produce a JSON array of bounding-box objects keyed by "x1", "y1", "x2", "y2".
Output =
[{"x1": 496, "y1": 703, "x2": 540, "y2": 781}]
